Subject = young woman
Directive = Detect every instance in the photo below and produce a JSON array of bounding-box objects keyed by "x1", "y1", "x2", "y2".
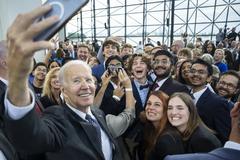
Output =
[
  {"x1": 167, "y1": 92, "x2": 222, "y2": 153},
  {"x1": 40, "y1": 67, "x2": 63, "y2": 108},
  {"x1": 138, "y1": 91, "x2": 185, "y2": 160}
]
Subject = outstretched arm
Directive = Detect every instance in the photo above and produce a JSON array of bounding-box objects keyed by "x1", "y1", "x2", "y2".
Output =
[{"x1": 6, "y1": 5, "x2": 58, "y2": 108}]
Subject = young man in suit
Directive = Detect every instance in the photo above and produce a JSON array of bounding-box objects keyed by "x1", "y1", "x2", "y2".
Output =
[
  {"x1": 164, "y1": 102, "x2": 240, "y2": 160},
  {"x1": 3, "y1": 5, "x2": 122, "y2": 160},
  {"x1": 189, "y1": 58, "x2": 231, "y2": 144},
  {"x1": 151, "y1": 50, "x2": 189, "y2": 96}
]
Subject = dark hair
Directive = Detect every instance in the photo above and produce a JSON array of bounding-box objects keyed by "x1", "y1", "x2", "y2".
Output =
[
  {"x1": 47, "y1": 60, "x2": 61, "y2": 70},
  {"x1": 105, "y1": 55, "x2": 124, "y2": 69},
  {"x1": 102, "y1": 40, "x2": 120, "y2": 52},
  {"x1": 220, "y1": 70, "x2": 240, "y2": 88},
  {"x1": 178, "y1": 59, "x2": 193, "y2": 84},
  {"x1": 142, "y1": 91, "x2": 169, "y2": 160},
  {"x1": 192, "y1": 58, "x2": 213, "y2": 76},
  {"x1": 62, "y1": 57, "x2": 75, "y2": 66},
  {"x1": 33, "y1": 62, "x2": 47, "y2": 71},
  {"x1": 153, "y1": 50, "x2": 174, "y2": 65}
]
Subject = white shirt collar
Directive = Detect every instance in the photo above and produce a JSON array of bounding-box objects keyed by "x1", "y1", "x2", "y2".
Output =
[
  {"x1": 156, "y1": 77, "x2": 169, "y2": 90},
  {"x1": 0, "y1": 77, "x2": 8, "y2": 85},
  {"x1": 110, "y1": 81, "x2": 118, "y2": 89},
  {"x1": 192, "y1": 86, "x2": 208, "y2": 105},
  {"x1": 224, "y1": 141, "x2": 240, "y2": 151},
  {"x1": 66, "y1": 103, "x2": 95, "y2": 121}
]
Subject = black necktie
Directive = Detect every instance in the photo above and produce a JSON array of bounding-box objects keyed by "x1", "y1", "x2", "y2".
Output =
[
  {"x1": 85, "y1": 114, "x2": 102, "y2": 148},
  {"x1": 139, "y1": 84, "x2": 149, "y2": 90}
]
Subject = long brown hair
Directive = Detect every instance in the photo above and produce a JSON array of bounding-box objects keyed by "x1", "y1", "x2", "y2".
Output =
[
  {"x1": 168, "y1": 92, "x2": 202, "y2": 140},
  {"x1": 142, "y1": 91, "x2": 169, "y2": 160}
]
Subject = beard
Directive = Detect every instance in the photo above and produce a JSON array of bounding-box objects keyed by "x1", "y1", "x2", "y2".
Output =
[{"x1": 154, "y1": 66, "x2": 171, "y2": 79}]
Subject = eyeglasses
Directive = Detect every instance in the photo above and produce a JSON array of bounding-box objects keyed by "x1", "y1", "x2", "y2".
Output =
[
  {"x1": 152, "y1": 60, "x2": 170, "y2": 66},
  {"x1": 218, "y1": 81, "x2": 236, "y2": 90},
  {"x1": 190, "y1": 69, "x2": 208, "y2": 75}
]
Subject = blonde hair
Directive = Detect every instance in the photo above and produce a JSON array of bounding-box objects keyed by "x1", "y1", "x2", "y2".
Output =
[{"x1": 42, "y1": 67, "x2": 60, "y2": 102}]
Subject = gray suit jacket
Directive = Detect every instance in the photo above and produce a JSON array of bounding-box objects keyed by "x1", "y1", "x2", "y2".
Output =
[{"x1": 164, "y1": 148, "x2": 240, "y2": 160}]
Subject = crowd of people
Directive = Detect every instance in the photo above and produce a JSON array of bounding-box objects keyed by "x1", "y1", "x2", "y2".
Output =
[{"x1": 0, "y1": 5, "x2": 240, "y2": 160}]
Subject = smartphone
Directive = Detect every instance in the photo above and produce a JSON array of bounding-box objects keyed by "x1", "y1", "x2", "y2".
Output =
[{"x1": 34, "y1": 0, "x2": 89, "y2": 41}]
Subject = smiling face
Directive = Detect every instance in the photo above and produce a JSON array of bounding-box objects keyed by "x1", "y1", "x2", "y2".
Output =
[
  {"x1": 77, "y1": 47, "x2": 90, "y2": 62},
  {"x1": 167, "y1": 96, "x2": 190, "y2": 133},
  {"x1": 153, "y1": 55, "x2": 172, "y2": 80},
  {"x1": 61, "y1": 63, "x2": 96, "y2": 112},
  {"x1": 103, "y1": 44, "x2": 118, "y2": 60},
  {"x1": 145, "y1": 95, "x2": 164, "y2": 126},
  {"x1": 50, "y1": 70, "x2": 61, "y2": 90},
  {"x1": 33, "y1": 65, "x2": 47, "y2": 82},
  {"x1": 189, "y1": 63, "x2": 211, "y2": 89},
  {"x1": 216, "y1": 74, "x2": 239, "y2": 99},
  {"x1": 131, "y1": 56, "x2": 148, "y2": 81}
]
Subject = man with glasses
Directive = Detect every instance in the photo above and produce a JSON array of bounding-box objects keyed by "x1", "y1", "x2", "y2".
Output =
[
  {"x1": 151, "y1": 50, "x2": 189, "y2": 96},
  {"x1": 189, "y1": 58, "x2": 231, "y2": 144},
  {"x1": 215, "y1": 70, "x2": 240, "y2": 105}
]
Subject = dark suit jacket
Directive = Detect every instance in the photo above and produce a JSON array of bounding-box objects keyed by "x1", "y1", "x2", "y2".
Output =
[
  {"x1": 196, "y1": 88, "x2": 231, "y2": 144},
  {"x1": 154, "y1": 77, "x2": 189, "y2": 96},
  {"x1": 92, "y1": 63, "x2": 105, "y2": 82},
  {"x1": 3, "y1": 104, "x2": 123, "y2": 160},
  {"x1": 0, "y1": 80, "x2": 19, "y2": 160},
  {"x1": 98, "y1": 83, "x2": 126, "y2": 116},
  {"x1": 164, "y1": 148, "x2": 240, "y2": 160},
  {"x1": 184, "y1": 124, "x2": 221, "y2": 153}
]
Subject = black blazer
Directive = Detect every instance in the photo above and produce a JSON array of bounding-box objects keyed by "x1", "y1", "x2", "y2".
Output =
[
  {"x1": 138, "y1": 127, "x2": 185, "y2": 160},
  {"x1": 196, "y1": 88, "x2": 231, "y2": 144},
  {"x1": 164, "y1": 147, "x2": 240, "y2": 160},
  {"x1": 154, "y1": 77, "x2": 189, "y2": 96},
  {"x1": 0, "y1": 80, "x2": 19, "y2": 160},
  {"x1": 184, "y1": 124, "x2": 222, "y2": 153},
  {"x1": 98, "y1": 83, "x2": 126, "y2": 116},
  {"x1": 3, "y1": 105, "x2": 123, "y2": 160}
]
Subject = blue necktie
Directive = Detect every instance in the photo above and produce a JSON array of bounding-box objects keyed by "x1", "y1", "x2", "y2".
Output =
[{"x1": 85, "y1": 114, "x2": 102, "y2": 148}]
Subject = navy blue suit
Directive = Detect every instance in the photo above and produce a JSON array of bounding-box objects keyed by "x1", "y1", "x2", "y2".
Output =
[
  {"x1": 196, "y1": 88, "x2": 231, "y2": 144},
  {"x1": 164, "y1": 148, "x2": 240, "y2": 160},
  {"x1": 92, "y1": 63, "x2": 105, "y2": 82},
  {"x1": 153, "y1": 77, "x2": 189, "y2": 96}
]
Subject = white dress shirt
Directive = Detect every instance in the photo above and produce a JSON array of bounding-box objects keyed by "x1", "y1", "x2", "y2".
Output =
[
  {"x1": 4, "y1": 90, "x2": 112, "y2": 160},
  {"x1": 224, "y1": 141, "x2": 240, "y2": 151}
]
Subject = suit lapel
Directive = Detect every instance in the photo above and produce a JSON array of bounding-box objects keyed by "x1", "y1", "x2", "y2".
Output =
[
  {"x1": 196, "y1": 88, "x2": 210, "y2": 108},
  {"x1": 132, "y1": 81, "x2": 143, "y2": 107},
  {"x1": 64, "y1": 105, "x2": 105, "y2": 159},
  {"x1": 159, "y1": 77, "x2": 171, "y2": 92}
]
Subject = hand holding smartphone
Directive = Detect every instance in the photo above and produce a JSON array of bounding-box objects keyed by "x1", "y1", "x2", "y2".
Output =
[{"x1": 34, "y1": 0, "x2": 89, "y2": 41}]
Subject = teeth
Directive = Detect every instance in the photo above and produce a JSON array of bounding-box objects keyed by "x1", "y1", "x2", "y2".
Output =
[
  {"x1": 172, "y1": 117, "x2": 180, "y2": 120},
  {"x1": 79, "y1": 93, "x2": 91, "y2": 97}
]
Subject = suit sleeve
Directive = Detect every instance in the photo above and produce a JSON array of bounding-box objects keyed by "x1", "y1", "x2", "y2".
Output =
[
  {"x1": 3, "y1": 106, "x2": 67, "y2": 154},
  {"x1": 213, "y1": 100, "x2": 231, "y2": 144}
]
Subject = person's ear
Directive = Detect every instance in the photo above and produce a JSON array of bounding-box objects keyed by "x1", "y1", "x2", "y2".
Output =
[{"x1": 206, "y1": 75, "x2": 212, "y2": 83}]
